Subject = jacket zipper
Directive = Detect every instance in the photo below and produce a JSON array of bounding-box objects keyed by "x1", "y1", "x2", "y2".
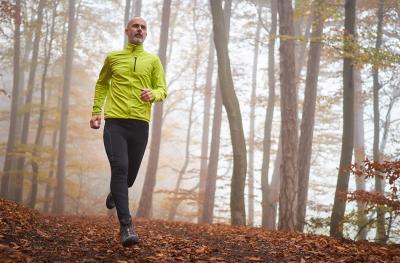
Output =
[{"x1": 133, "y1": 57, "x2": 137, "y2": 72}]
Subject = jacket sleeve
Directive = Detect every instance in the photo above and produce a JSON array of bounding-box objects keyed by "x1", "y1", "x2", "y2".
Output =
[
  {"x1": 92, "y1": 55, "x2": 112, "y2": 115},
  {"x1": 151, "y1": 57, "x2": 167, "y2": 103}
]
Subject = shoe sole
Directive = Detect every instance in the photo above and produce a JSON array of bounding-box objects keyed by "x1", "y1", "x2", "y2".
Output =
[{"x1": 122, "y1": 236, "x2": 139, "y2": 247}]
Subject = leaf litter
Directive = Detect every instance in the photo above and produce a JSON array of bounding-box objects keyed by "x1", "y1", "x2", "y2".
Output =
[{"x1": 1, "y1": 199, "x2": 399, "y2": 262}]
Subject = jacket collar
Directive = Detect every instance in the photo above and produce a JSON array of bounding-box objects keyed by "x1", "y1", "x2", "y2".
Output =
[{"x1": 125, "y1": 42, "x2": 144, "y2": 54}]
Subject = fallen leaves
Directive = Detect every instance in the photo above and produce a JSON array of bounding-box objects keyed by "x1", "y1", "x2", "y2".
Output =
[{"x1": 1, "y1": 198, "x2": 400, "y2": 262}]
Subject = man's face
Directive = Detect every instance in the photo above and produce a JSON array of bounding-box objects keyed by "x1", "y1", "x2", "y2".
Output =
[{"x1": 125, "y1": 17, "x2": 147, "y2": 45}]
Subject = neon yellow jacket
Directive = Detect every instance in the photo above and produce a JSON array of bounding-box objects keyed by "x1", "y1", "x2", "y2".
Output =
[{"x1": 92, "y1": 43, "x2": 167, "y2": 122}]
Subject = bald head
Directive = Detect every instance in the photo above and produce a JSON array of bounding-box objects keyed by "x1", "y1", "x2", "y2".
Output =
[{"x1": 125, "y1": 17, "x2": 147, "y2": 45}]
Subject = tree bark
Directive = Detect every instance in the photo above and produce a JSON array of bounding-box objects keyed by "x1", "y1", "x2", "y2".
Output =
[
  {"x1": 261, "y1": 0, "x2": 277, "y2": 229},
  {"x1": 247, "y1": 6, "x2": 262, "y2": 227},
  {"x1": 201, "y1": 82, "x2": 222, "y2": 224},
  {"x1": 200, "y1": 0, "x2": 232, "y2": 225},
  {"x1": 277, "y1": 0, "x2": 298, "y2": 231},
  {"x1": 29, "y1": 1, "x2": 58, "y2": 209},
  {"x1": 210, "y1": 0, "x2": 247, "y2": 226},
  {"x1": 198, "y1": 33, "x2": 215, "y2": 222},
  {"x1": 373, "y1": 0, "x2": 386, "y2": 244},
  {"x1": 136, "y1": 0, "x2": 171, "y2": 218},
  {"x1": 353, "y1": 65, "x2": 368, "y2": 240},
  {"x1": 53, "y1": 0, "x2": 77, "y2": 215},
  {"x1": 1, "y1": 0, "x2": 22, "y2": 199},
  {"x1": 8, "y1": 6, "x2": 36, "y2": 200},
  {"x1": 330, "y1": 0, "x2": 356, "y2": 238},
  {"x1": 131, "y1": 0, "x2": 142, "y2": 17},
  {"x1": 296, "y1": 0, "x2": 325, "y2": 232},
  {"x1": 14, "y1": 0, "x2": 46, "y2": 202},
  {"x1": 266, "y1": 141, "x2": 281, "y2": 229},
  {"x1": 123, "y1": 0, "x2": 131, "y2": 46},
  {"x1": 45, "y1": 94, "x2": 61, "y2": 214},
  {"x1": 295, "y1": 15, "x2": 313, "y2": 81}
]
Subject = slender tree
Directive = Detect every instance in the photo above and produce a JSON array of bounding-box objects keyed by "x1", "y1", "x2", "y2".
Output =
[
  {"x1": 248, "y1": 5, "x2": 262, "y2": 227},
  {"x1": 296, "y1": 0, "x2": 325, "y2": 232},
  {"x1": 198, "y1": 33, "x2": 214, "y2": 222},
  {"x1": 210, "y1": 0, "x2": 247, "y2": 226},
  {"x1": 200, "y1": 0, "x2": 232, "y2": 225},
  {"x1": 264, "y1": 0, "x2": 311, "y2": 229},
  {"x1": 123, "y1": 0, "x2": 132, "y2": 46},
  {"x1": 353, "y1": 65, "x2": 368, "y2": 240},
  {"x1": 373, "y1": 0, "x2": 387, "y2": 244},
  {"x1": 11, "y1": 5, "x2": 35, "y2": 197},
  {"x1": 1, "y1": 0, "x2": 22, "y2": 199},
  {"x1": 265, "y1": 141, "x2": 281, "y2": 229},
  {"x1": 53, "y1": 0, "x2": 77, "y2": 214},
  {"x1": 330, "y1": 0, "x2": 356, "y2": 238},
  {"x1": 136, "y1": 0, "x2": 171, "y2": 218},
  {"x1": 131, "y1": 0, "x2": 142, "y2": 17},
  {"x1": 14, "y1": 0, "x2": 46, "y2": 202},
  {"x1": 29, "y1": 1, "x2": 58, "y2": 208},
  {"x1": 261, "y1": 0, "x2": 277, "y2": 229},
  {"x1": 277, "y1": 0, "x2": 298, "y2": 231}
]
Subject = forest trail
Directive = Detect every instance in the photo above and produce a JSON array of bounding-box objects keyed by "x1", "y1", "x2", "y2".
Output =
[{"x1": 1, "y1": 199, "x2": 399, "y2": 262}]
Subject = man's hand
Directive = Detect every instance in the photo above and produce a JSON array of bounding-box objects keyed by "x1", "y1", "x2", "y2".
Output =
[
  {"x1": 140, "y1": 88, "x2": 154, "y2": 102},
  {"x1": 90, "y1": 114, "x2": 102, "y2": 129}
]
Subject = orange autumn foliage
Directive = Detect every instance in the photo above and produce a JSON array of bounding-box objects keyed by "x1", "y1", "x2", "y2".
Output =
[{"x1": 347, "y1": 159, "x2": 400, "y2": 213}]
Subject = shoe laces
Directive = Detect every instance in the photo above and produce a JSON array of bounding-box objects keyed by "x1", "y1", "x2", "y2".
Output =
[
  {"x1": 127, "y1": 225, "x2": 135, "y2": 236},
  {"x1": 121, "y1": 223, "x2": 135, "y2": 236}
]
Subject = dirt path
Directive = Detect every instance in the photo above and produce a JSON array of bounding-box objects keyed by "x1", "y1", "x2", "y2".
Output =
[{"x1": 1, "y1": 199, "x2": 399, "y2": 262}]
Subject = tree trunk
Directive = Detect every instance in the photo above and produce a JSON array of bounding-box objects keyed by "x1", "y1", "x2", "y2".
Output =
[
  {"x1": 45, "y1": 92, "x2": 61, "y2": 214},
  {"x1": 247, "y1": 6, "x2": 262, "y2": 227},
  {"x1": 210, "y1": 0, "x2": 247, "y2": 226},
  {"x1": 201, "y1": 82, "x2": 222, "y2": 224},
  {"x1": 166, "y1": 0, "x2": 181, "y2": 66},
  {"x1": 296, "y1": 0, "x2": 325, "y2": 232},
  {"x1": 353, "y1": 65, "x2": 368, "y2": 240},
  {"x1": 131, "y1": 0, "x2": 142, "y2": 17},
  {"x1": 1, "y1": 0, "x2": 22, "y2": 199},
  {"x1": 277, "y1": 0, "x2": 298, "y2": 231},
  {"x1": 266, "y1": 141, "x2": 281, "y2": 229},
  {"x1": 136, "y1": 0, "x2": 171, "y2": 218},
  {"x1": 380, "y1": 89, "x2": 400, "y2": 154},
  {"x1": 295, "y1": 15, "x2": 313, "y2": 81},
  {"x1": 53, "y1": 0, "x2": 77, "y2": 215},
  {"x1": 198, "y1": 33, "x2": 215, "y2": 222},
  {"x1": 29, "y1": 1, "x2": 58, "y2": 209},
  {"x1": 200, "y1": 0, "x2": 232, "y2": 225},
  {"x1": 266, "y1": 0, "x2": 311, "y2": 228},
  {"x1": 123, "y1": 0, "x2": 131, "y2": 46},
  {"x1": 261, "y1": 0, "x2": 277, "y2": 229},
  {"x1": 330, "y1": 0, "x2": 356, "y2": 238},
  {"x1": 7, "y1": 9, "x2": 36, "y2": 201},
  {"x1": 373, "y1": 0, "x2": 386, "y2": 244},
  {"x1": 44, "y1": 127, "x2": 59, "y2": 213},
  {"x1": 14, "y1": 0, "x2": 46, "y2": 202}
]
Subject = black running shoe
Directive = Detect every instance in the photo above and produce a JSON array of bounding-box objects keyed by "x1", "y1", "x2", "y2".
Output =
[
  {"x1": 106, "y1": 192, "x2": 115, "y2": 209},
  {"x1": 120, "y1": 222, "x2": 139, "y2": 247}
]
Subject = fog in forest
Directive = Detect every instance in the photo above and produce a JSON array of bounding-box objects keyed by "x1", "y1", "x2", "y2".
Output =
[{"x1": 1, "y1": 0, "x2": 399, "y2": 243}]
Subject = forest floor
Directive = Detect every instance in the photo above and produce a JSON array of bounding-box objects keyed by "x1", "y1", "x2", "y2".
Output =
[{"x1": 1, "y1": 199, "x2": 399, "y2": 262}]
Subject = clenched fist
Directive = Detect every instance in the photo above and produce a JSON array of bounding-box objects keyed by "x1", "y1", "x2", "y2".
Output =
[
  {"x1": 90, "y1": 114, "x2": 102, "y2": 129},
  {"x1": 140, "y1": 88, "x2": 154, "y2": 102}
]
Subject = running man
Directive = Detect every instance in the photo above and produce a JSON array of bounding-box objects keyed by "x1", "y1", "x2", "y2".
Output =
[{"x1": 90, "y1": 17, "x2": 167, "y2": 247}]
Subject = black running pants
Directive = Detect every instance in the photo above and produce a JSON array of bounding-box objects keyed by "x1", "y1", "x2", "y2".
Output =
[{"x1": 103, "y1": 118, "x2": 148, "y2": 225}]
